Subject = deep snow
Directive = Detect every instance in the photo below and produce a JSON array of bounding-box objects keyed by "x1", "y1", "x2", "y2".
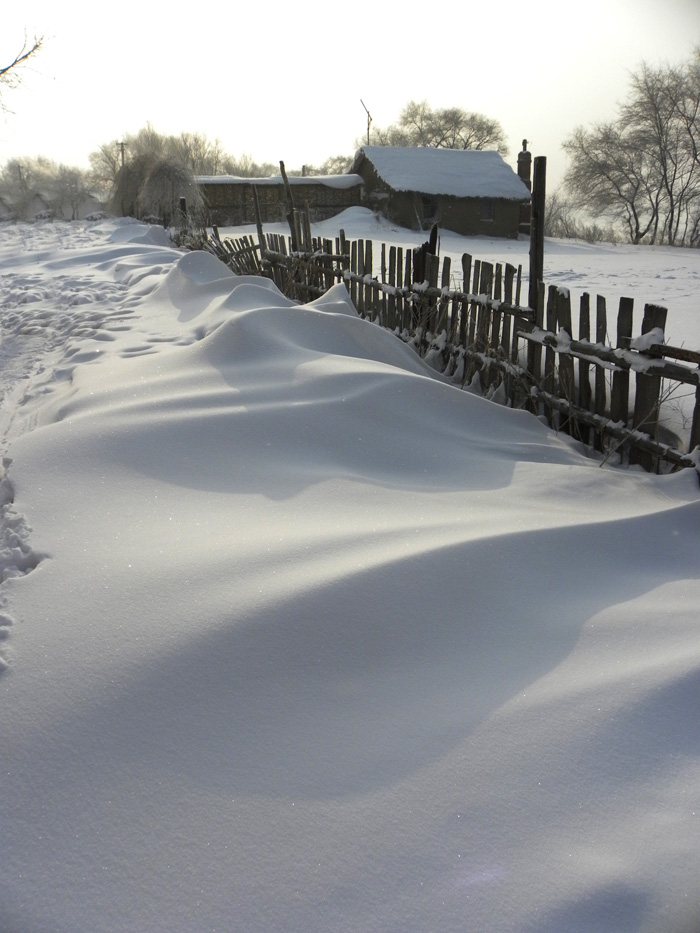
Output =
[
  {"x1": 0, "y1": 216, "x2": 699, "y2": 932},
  {"x1": 239, "y1": 207, "x2": 700, "y2": 446}
]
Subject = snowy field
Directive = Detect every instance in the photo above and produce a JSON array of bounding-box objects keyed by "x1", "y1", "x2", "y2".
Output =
[
  {"x1": 305, "y1": 208, "x2": 700, "y2": 333},
  {"x1": 0, "y1": 215, "x2": 699, "y2": 932}
]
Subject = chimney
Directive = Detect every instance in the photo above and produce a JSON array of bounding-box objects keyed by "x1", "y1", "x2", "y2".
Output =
[
  {"x1": 517, "y1": 139, "x2": 532, "y2": 236},
  {"x1": 517, "y1": 139, "x2": 532, "y2": 190}
]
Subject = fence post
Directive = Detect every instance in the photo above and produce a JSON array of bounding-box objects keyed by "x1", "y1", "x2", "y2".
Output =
[
  {"x1": 630, "y1": 303, "x2": 668, "y2": 470},
  {"x1": 279, "y1": 161, "x2": 299, "y2": 251},
  {"x1": 528, "y1": 156, "x2": 546, "y2": 312},
  {"x1": 526, "y1": 280, "x2": 544, "y2": 392},
  {"x1": 557, "y1": 288, "x2": 575, "y2": 436},
  {"x1": 253, "y1": 186, "x2": 267, "y2": 273},
  {"x1": 543, "y1": 285, "x2": 557, "y2": 424},
  {"x1": 689, "y1": 387, "x2": 700, "y2": 454},
  {"x1": 578, "y1": 294, "x2": 591, "y2": 409},
  {"x1": 364, "y1": 239, "x2": 374, "y2": 319}
]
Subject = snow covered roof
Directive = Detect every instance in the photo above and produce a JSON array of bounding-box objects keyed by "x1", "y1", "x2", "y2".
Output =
[
  {"x1": 353, "y1": 146, "x2": 531, "y2": 200},
  {"x1": 196, "y1": 174, "x2": 364, "y2": 190}
]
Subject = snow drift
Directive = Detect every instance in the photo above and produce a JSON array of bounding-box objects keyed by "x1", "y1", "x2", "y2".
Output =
[{"x1": 0, "y1": 220, "x2": 699, "y2": 932}]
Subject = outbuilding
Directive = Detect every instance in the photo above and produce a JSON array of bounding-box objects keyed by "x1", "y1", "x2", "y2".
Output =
[
  {"x1": 349, "y1": 145, "x2": 531, "y2": 238},
  {"x1": 197, "y1": 173, "x2": 364, "y2": 227}
]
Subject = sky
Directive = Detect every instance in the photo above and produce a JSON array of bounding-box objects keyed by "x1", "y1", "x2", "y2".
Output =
[{"x1": 1, "y1": 0, "x2": 700, "y2": 192}]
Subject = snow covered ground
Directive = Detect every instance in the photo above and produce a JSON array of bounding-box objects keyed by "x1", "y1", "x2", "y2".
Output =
[
  {"x1": 0, "y1": 216, "x2": 699, "y2": 932},
  {"x1": 306, "y1": 208, "x2": 700, "y2": 333}
]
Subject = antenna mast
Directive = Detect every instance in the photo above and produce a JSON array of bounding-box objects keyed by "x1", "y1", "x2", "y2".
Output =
[{"x1": 360, "y1": 100, "x2": 372, "y2": 145}]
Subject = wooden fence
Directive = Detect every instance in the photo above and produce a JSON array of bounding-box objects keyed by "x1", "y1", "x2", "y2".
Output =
[{"x1": 203, "y1": 224, "x2": 700, "y2": 477}]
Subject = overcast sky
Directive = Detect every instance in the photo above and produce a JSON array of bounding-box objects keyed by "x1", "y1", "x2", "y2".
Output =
[{"x1": 2, "y1": 0, "x2": 700, "y2": 191}]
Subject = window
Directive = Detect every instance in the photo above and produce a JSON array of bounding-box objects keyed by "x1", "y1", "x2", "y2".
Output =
[{"x1": 479, "y1": 199, "x2": 495, "y2": 222}]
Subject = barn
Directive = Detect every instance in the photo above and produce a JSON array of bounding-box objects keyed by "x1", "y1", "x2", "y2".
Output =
[{"x1": 349, "y1": 145, "x2": 532, "y2": 238}]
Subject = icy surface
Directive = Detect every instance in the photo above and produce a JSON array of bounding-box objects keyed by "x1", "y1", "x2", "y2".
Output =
[{"x1": 0, "y1": 219, "x2": 699, "y2": 932}]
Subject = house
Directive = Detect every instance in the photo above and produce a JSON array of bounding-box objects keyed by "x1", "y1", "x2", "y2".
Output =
[
  {"x1": 349, "y1": 146, "x2": 532, "y2": 238},
  {"x1": 58, "y1": 191, "x2": 104, "y2": 221},
  {"x1": 197, "y1": 173, "x2": 364, "y2": 227},
  {"x1": 25, "y1": 192, "x2": 54, "y2": 221},
  {"x1": 0, "y1": 191, "x2": 104, "y2": 222}
]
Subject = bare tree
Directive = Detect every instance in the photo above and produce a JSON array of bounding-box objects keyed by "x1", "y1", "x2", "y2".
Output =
[
  {"x1": 293, "y1": 154, "x2": 354, "y2": 176},
  {"x1": 563, "y1": 49, "x2": 700, "y2": 245},
  {"x1": 88, "y1": 144, "x2": 123, "y2": 200},
  {"x1": 366, "y1": 100, "x2": 508, "y2": 155},
  {"x1": 219, "y1": 152, "x2": 278, "y2": 177},
  {"x1": 172, "y1": 132, "x2": 228, "y2": 175},
  {"x1": 563, "y1": 123, "x2": 662, "y2": 244},
  {"x1": 622, "y1": 62, "x2": 700, "y2": 244},
  {"x1": 54, "y1": 165, "x2": 97, "y2": 220},
  {"x1": 544, "y1": 190, "x2": 619, "y2": 243},
  {"x1": 0, "y1": 34, "x2": 44, "y2": 110}
]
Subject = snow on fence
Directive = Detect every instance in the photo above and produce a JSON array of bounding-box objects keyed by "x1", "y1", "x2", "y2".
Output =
[{"x1": 203, "y1": 225, "x2": 700, "y2": 477}]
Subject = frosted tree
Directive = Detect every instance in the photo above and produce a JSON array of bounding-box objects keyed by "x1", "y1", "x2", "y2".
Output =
[
  {"x1": 564, "y1": 49, "x2": 700, "y2": 245},
  {"x1": 137, "y1": 159, "x2": 204, "y2": 226}
]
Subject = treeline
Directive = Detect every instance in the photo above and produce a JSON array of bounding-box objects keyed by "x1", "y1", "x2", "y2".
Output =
[
  {"x1": 0, "y1": 156, "x2": 100, "y2": 222},
  {"x1": 0, "y1": 124, "x2": 351, "y2": 223}
]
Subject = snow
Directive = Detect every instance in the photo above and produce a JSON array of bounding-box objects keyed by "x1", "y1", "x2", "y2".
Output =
[
  {"x1": 0, "y1": 217, "x2": 699, "y2": 932},
  {"x1": 631, "y1": 326, "x2": 665, "y2": 351},
  {"x1": 352, "y1": 147, "x2": 532, "y2": 200}
]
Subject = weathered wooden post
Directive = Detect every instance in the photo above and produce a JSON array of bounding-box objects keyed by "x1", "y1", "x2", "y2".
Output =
[
  {"x1": 253, "y1": 186, "x2": 265, "y2": 247},
  {"x1": 517, "y1": 140, "x2": 532, "y2": 236},
  {"x1": 630, "y1": 304, "x2": 668, "y2": 470},
  {"x1": 528, "y1": 156, "x2": 546, "y2": 313},
  {"x1": 690, "y1": 388, "x2": 700, "y2": 455},
  {"x1": 279, "y1": 160, "x2": 299, "y2": 252}
]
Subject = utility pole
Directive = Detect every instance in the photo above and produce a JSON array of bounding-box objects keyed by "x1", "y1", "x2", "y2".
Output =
[{"x1": 360, "y1": 100, "x2": 372, "y2": 146}]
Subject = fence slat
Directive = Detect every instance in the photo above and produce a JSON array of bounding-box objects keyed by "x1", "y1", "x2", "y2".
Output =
[
  {"x1": 593, "y1": 296, "x2": 608, "y2": 451},
  {"x1": 557, "y1": 289, "x2": 575, "y2": 436},
  {"x1": 610, "y1": 297, "x2": 634, "y2": 426}
]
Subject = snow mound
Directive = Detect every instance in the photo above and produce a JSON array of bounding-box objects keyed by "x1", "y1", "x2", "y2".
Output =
[{"x1": 108, "y1": 221, "x2": 174, "y2": 247}]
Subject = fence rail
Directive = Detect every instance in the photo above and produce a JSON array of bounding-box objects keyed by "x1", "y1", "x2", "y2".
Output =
[{"x1": 203, "y1": 224, "x2": 700, "y2": 477}]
